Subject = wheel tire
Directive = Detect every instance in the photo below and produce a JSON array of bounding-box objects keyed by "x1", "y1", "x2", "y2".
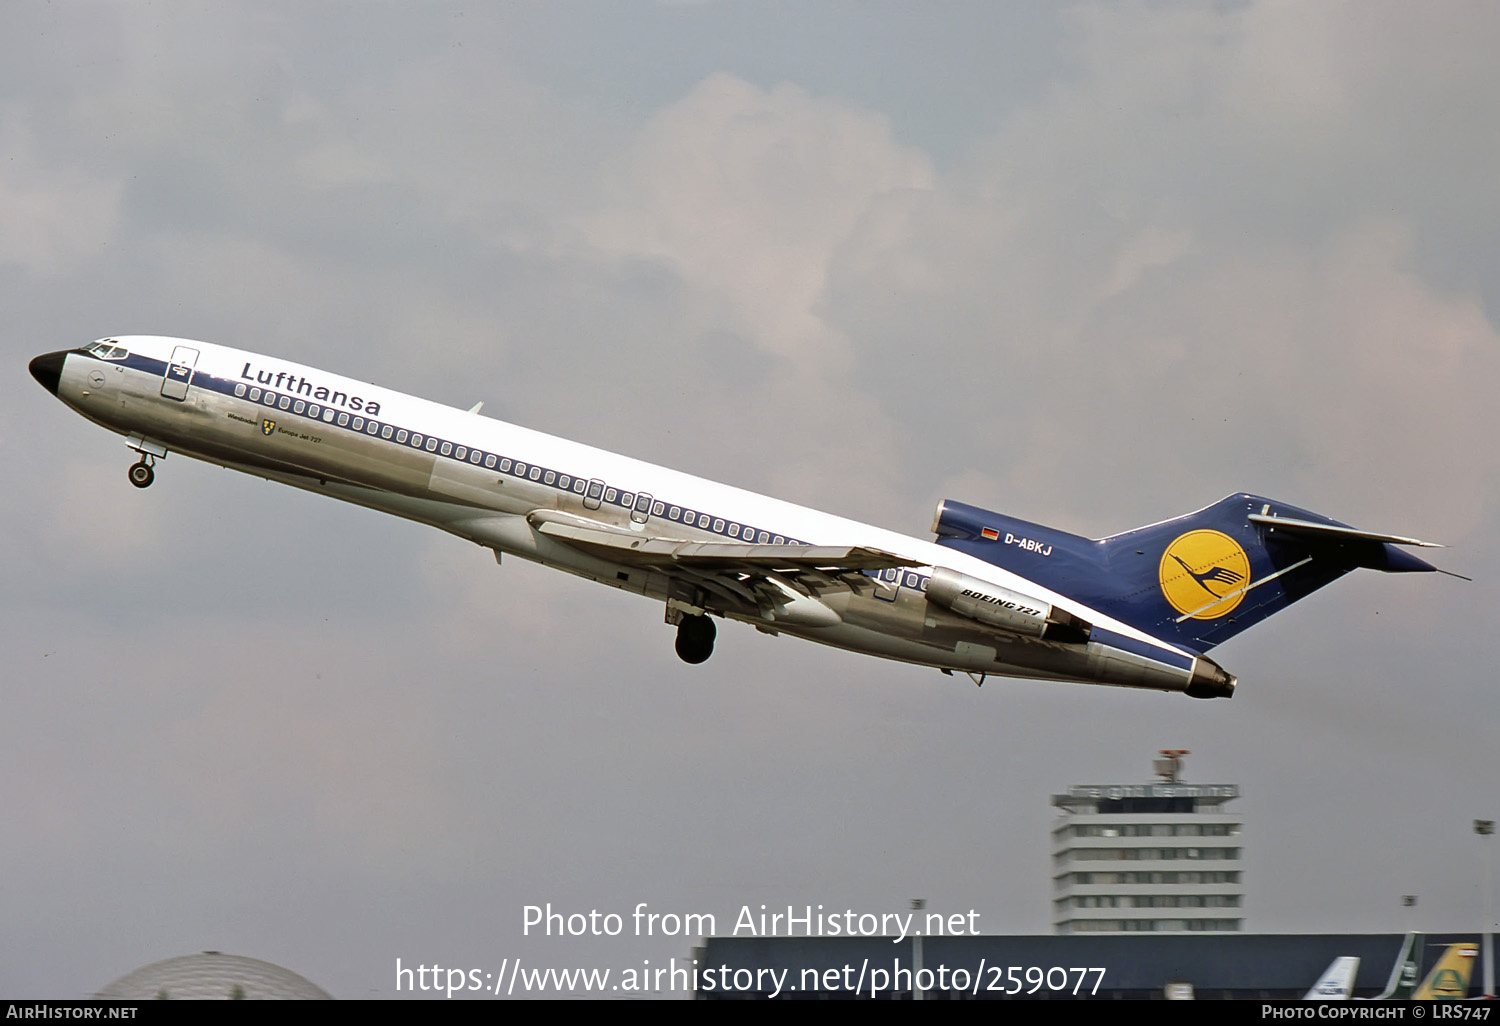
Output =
[
  {"x1": 674, "y1": 614, "x2": 716, "y2": 664},
  {"x1": 128, "y1": 462, "x2": 154, "y2": 488}
]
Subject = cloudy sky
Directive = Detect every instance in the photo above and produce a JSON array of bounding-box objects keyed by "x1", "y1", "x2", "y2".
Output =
[{"x1": 3, "y1": 0, "x2": 1497, "y2": 999}]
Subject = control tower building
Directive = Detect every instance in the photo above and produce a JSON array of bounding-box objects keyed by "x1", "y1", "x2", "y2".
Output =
[{"x1": 1052, "y1": 751, "x2": 1243, "y2": 934}]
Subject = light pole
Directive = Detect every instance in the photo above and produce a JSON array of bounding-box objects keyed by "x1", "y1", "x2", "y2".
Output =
[
  {"x1": 1477, "y1": 819, "x2": 1494, "y2": 999},
  {"x1": 910, "y1": 899, "x2": 925, "y2": 1001}
]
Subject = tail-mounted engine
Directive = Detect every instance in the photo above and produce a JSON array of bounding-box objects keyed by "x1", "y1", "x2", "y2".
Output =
[{"x1": 925, "y1": 568, "x2": 1091, "y2": 644}]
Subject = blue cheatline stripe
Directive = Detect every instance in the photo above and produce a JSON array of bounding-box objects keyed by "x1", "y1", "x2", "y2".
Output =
[{"x1": 88, "y1": 348, "x2": 835, "y2": 557}]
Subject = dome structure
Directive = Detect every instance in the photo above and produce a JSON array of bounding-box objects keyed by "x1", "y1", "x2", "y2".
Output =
[{"x1": 96, "y1": 952, "x2": 332, "y2": 1000}]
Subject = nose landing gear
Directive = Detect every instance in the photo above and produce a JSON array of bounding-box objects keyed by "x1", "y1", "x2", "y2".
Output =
[
  {"x1": 128, "y1": 456, "x2": 155, "y2": 489},
  {"x1": 124, "y1": 436, "x2": 167, "y2": 488},
  {"x1": 674, "y1": 614, "x2": 716, "y2": 664}
]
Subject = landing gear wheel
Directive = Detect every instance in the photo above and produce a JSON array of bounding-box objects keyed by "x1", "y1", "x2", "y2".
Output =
[
  {"x1": 674, "y1": 614, "x2": 716, "y2": 664},
  {"x1": 128, "y1": 460, "x2": 155, "y2": 489}
]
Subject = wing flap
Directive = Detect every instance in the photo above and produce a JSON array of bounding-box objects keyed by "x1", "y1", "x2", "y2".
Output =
[{"x1": 527, "y1": 510, "x2": 919, "y2": 575}]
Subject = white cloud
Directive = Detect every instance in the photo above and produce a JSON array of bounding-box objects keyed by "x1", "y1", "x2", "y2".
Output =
[
  {"x1": 817, "y1": 1, "x2": 1500, "y2": 539},
  {"x1": 582, "y1": 73, "x2": 935, "y2": 375}
]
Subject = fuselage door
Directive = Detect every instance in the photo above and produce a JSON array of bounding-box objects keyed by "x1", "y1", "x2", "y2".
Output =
[
  {"x1": 160, "y1": 345, "x2": 200, "y2": 401},
  {"x1": 584, "y1": 478, "x2": 605, "y2": 511},
  {"x1": 631, "y1": 492, "x2": 653, "y2": 525}
]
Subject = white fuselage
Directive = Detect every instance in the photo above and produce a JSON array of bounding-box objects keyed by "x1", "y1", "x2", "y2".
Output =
[{"x1": 38, "y1": 336, "x2": 1229, "y2": 696}]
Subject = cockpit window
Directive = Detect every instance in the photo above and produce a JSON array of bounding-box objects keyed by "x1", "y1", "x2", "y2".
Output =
[{"x1": 85, "y1": 341, "x2": 129, "y2": 360}]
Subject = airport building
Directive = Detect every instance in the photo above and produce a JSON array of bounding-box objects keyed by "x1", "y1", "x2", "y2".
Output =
[
  {"x1": 1051, "y1": 751, "x2": 1243, "y2": 934},
  {"x1": 692, "y1": 932, "x2": 1481, "y2": 1000}
]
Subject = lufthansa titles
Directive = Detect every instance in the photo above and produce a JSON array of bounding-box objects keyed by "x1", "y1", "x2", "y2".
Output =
[{"x1": 241, "y1": 362, "x2": 382, "y2": 416}]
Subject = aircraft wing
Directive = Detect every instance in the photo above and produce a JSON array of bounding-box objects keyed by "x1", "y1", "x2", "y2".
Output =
[
  {"x1": 530, "y1": 512, "x2": 915, "y2": 572},
  {"x1": 526, "y1": 509, "x2": 920, "y2": 614}
]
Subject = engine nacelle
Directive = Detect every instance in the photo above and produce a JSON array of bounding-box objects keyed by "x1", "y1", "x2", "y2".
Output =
[{"x1": 926, "y1": 568, "x2": 1091, "y2": 643}]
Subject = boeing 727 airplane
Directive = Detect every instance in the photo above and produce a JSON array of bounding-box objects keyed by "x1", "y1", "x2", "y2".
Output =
[{"x1": 29, "y1": 336, "x2": 1444, "y2": 699}]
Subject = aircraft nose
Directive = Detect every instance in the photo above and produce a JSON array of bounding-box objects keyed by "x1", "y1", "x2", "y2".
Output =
[{"x1": 28, "y1": 351, "x2": 67, "y2": 396}]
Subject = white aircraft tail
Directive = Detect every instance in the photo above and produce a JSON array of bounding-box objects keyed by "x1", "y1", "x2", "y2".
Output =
[{"x1": 1305, "y1": 955, "x2": 1360, "y2": 999}]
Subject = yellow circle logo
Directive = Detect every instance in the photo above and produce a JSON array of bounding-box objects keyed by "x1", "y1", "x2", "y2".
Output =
[{"x1": 1158, "y1": 530, "x2": 1251, "y2": 619}]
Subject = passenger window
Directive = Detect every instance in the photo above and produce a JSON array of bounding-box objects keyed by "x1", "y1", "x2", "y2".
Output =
[
  {"x1": 293, "y1": 400, "x2": 306, "y2": 414},
  {"x1": 757, "y1": 531, "x2": 769, "y2": 543},
  {"x1": 367, "y1": 421, "x2": 378, "y2": 435},
  {"x1": 529, "y1": 466, "x2": 541, "y2": 481},
  {"x1": 774, "y1": 536, "x2": 785, "y2": 544},
  {"x1": 573, "y1": 479, "x2": 586, "y2": 494},
  {"x1": 713, "y1": 519, "x2": 725, "y2": 533},
  {"x1": 728, "y1": 524, "x2": 740, "y2": 538},
  {"x1": 484, "y1": 455, "x2": 496, "y2": 468},
  {"x1": 559, "y1": 475, "x2": 570, "y2": 489},
  {"x1": 605, "y1": 488, "x2": 617, "y2": 503},
  {"x1": 669, "y1": 507, "x2": 680, "y2": 520},
  {"x1": 249, "y1": 388, "x2": 261, "y2": 401},
  {"x1": 587, "y1": 481, "x2": 602, "y2": 498},
  {"x1": 412, "y1": 434, "x2": 423, "y2": 446},
  {"x1": 455, "y1": 446, "x2": 466, "y2": 459},
  {"x1": 425, "y1": 437, "x2": 438, "y2": 451},
  {"x1": 353, "y1": 417, "x2": 364, "y2": 430},
  {"x1": 500, "y1": 459, "x2": 511, "y2": 472},
  {"x1": 684, "y1": 511, "x2": 696, "y2": 526},
  {"x1": 323, "y1": 408, "x2": 335, "y2": 422},
  {"x1": 652, "y1": 501, "x2": 665, "y2": 516},
  {"x1": 440, "y1": 441, "x2": 452, "y2": 455},
  {"x1": 338, "y1": 413, "x2": 349, "y2": 426},
  {"x1": 234, "y1": 383, "x2": 247, "y2": 397},
  {"x1": 514, "y1": 462, "x2": 527, "y2": 476},
  {"x1": 397, "y1": 430, "x2": 408, "y2": 443},
  {"x1": 544, "y1": 471, "x2": 555, "y2": 485},
  {"x1": 470, "y1": 450, "x2": 482, "y2": 464},
  {"x1": 620, "y1": 492, "x2": 633, "y2": 507},
  {"x1": 279, "y1": 396, "x2": 291, "y2": 410},
  {"x1": 308, "y1": 404, "x2": 320, "y2": 418}
]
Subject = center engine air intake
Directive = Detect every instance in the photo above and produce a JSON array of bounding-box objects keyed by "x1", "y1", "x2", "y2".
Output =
[{"x1": 926, "y1": 568, "x2": 1092, "y2": 644}]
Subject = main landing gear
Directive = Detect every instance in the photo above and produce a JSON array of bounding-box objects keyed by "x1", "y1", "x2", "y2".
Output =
[
  {"x1": 674, "y1": 614, "x2": 716, "y2": 664},
  {"x1": 128, "y1": 456, "x2": 155, "y2": 489}
]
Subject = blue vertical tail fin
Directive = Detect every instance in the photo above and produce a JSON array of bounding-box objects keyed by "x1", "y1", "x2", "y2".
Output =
[{"x1": 933, "y1": 493, "x2": 1440, "y2": 653}]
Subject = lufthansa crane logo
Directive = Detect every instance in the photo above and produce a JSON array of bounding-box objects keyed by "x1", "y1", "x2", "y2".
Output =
[{"x1": 1159, "y1": 530, "x2": 1250, "y2": 619}]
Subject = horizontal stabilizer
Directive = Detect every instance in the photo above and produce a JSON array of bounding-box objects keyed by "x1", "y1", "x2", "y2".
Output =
[{"x1": 1246, "y1": 514, "x2": 1442, "y2": 548}]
